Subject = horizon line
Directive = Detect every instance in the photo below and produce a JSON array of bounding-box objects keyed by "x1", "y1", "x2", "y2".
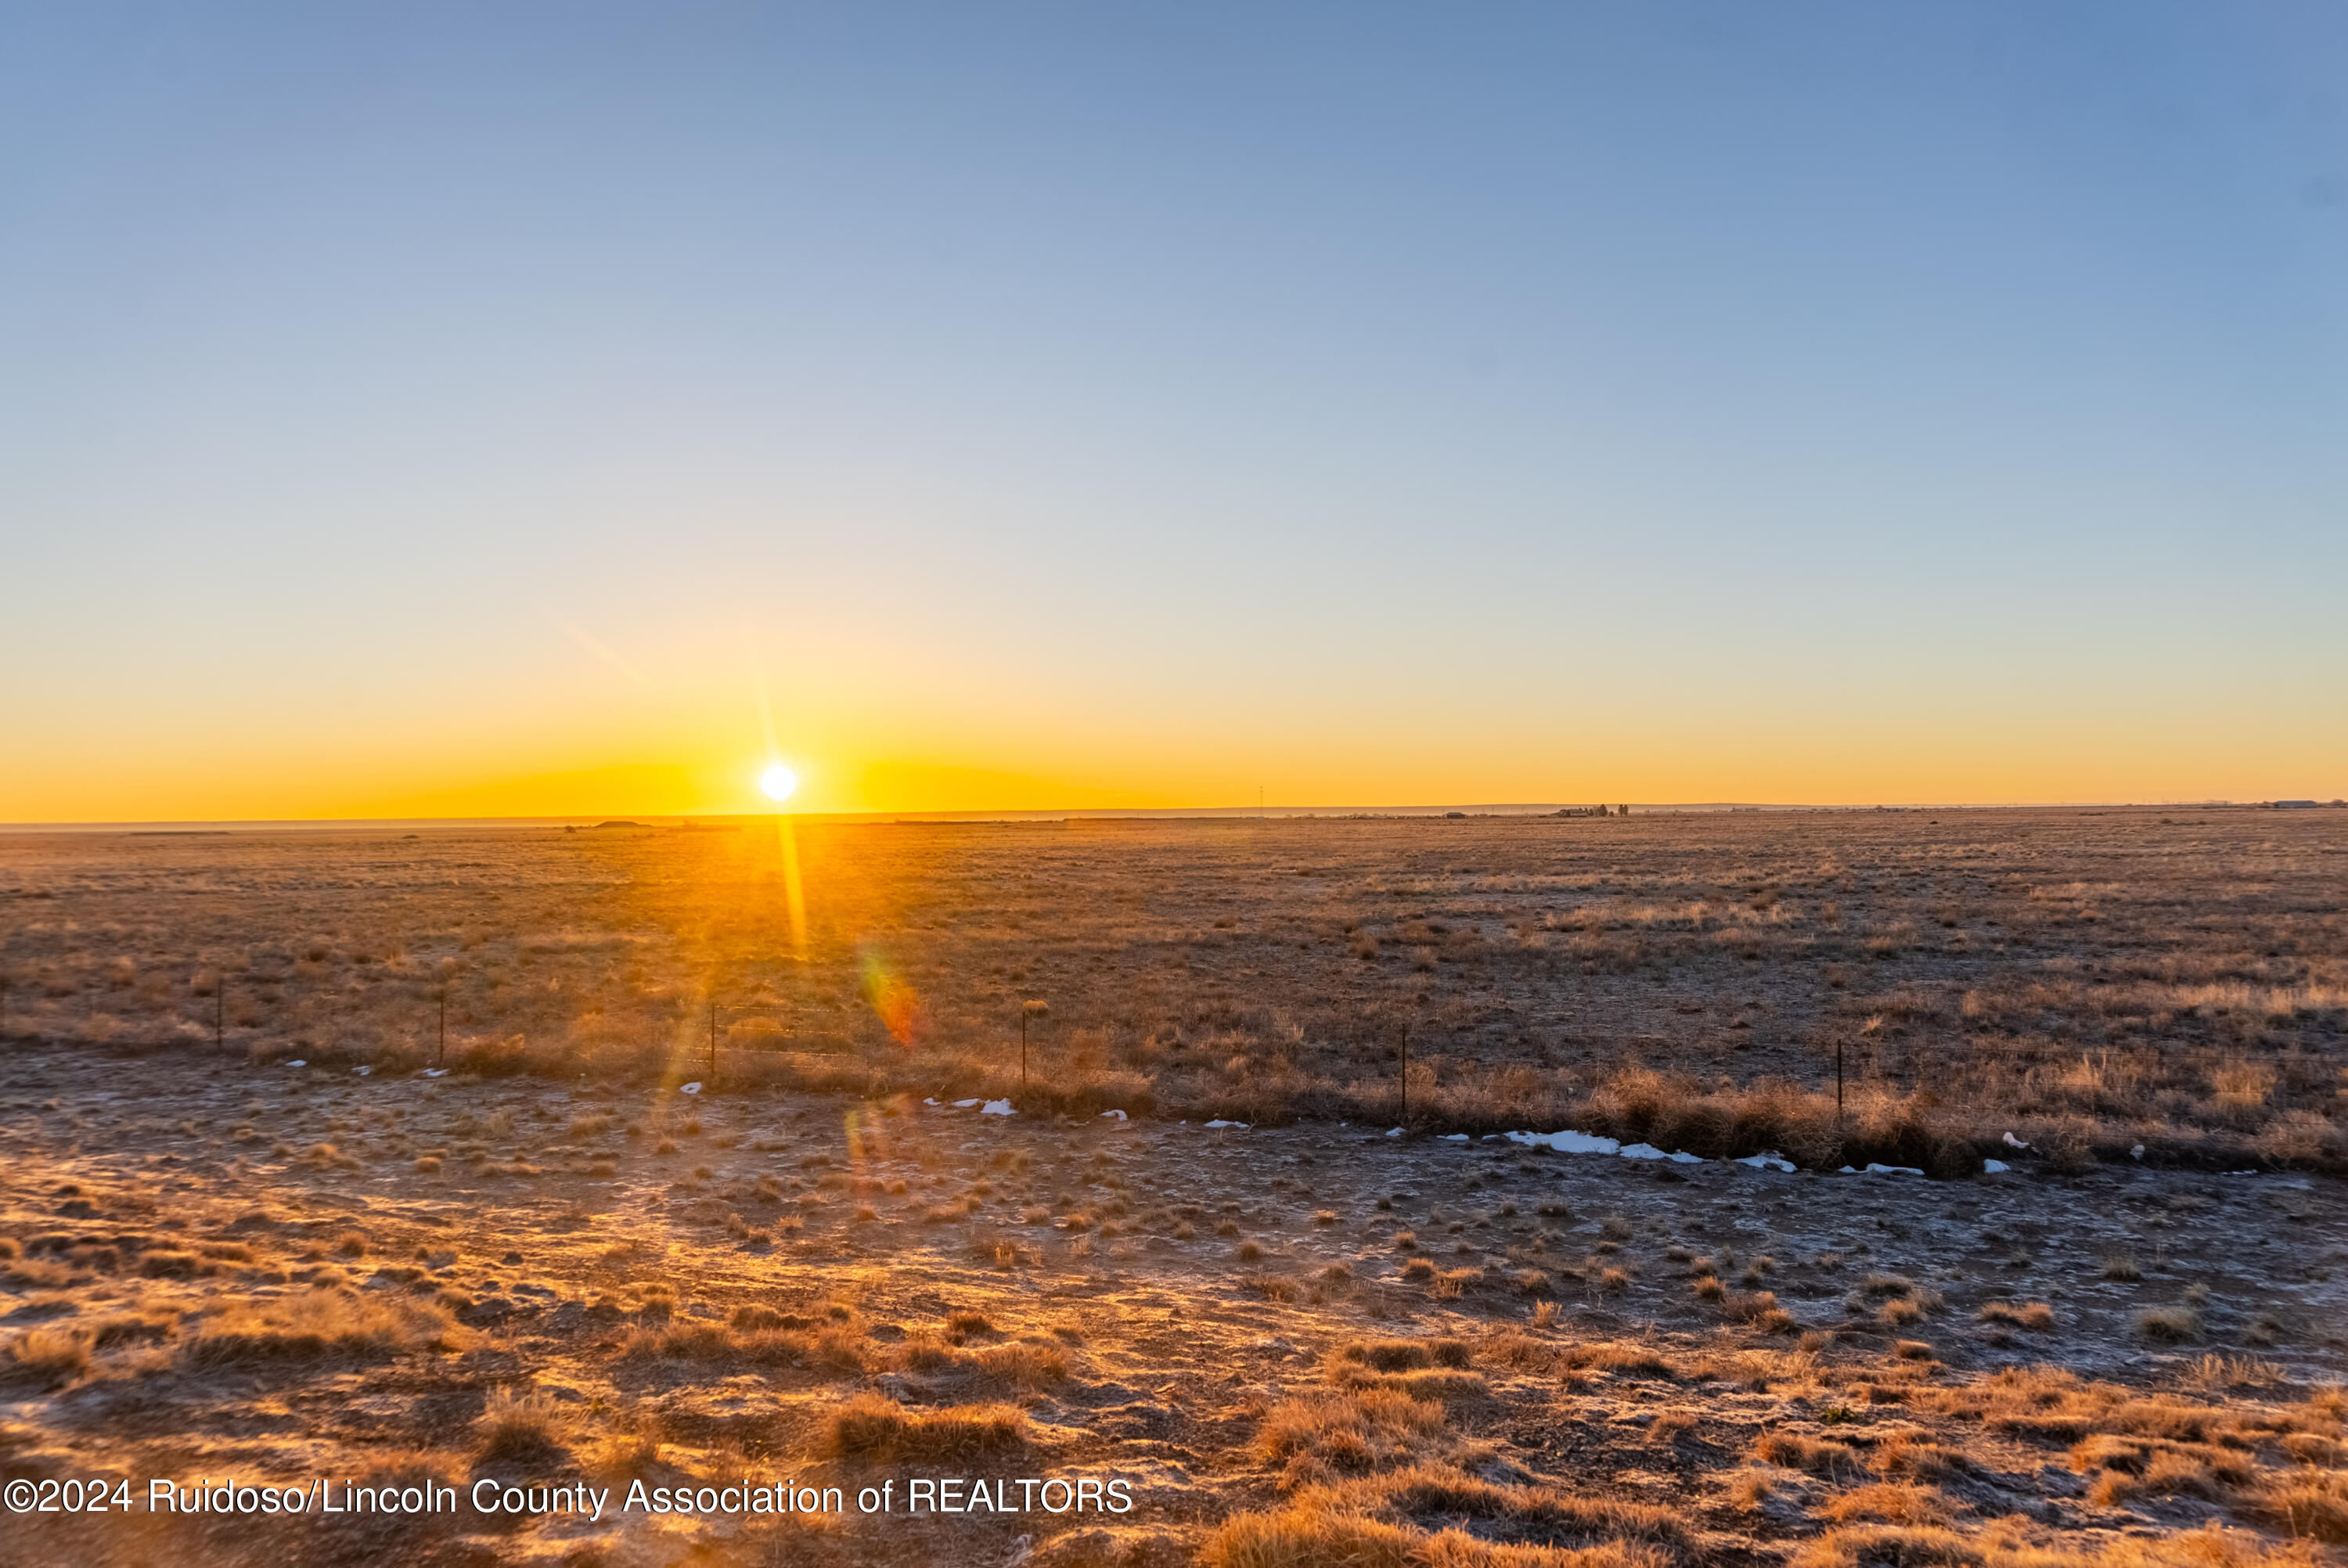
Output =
[{"x1": 4, "y1": 798, "x2": 2330, "y2": 833}]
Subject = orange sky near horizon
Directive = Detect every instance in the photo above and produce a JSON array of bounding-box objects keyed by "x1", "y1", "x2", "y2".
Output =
[{"x1": 8, "y1": 686, "x2": 2339, "y2": 824}]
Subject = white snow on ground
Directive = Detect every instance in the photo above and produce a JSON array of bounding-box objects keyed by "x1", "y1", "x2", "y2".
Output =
[
  {"x1": 1503, "y1": 1129, "x2": 1622, "y2": 1156},
  {"x1": 352, "y1": 1066, "x2": 372, "y2": 1076},
  {"x1": 1495, "y1": 1127, "x2": 1969, "y2": 1177},
  {"x1": 1203, "y1": 1119, "x2": 1249, "y2": 1130},
  {"x1": 1100, "y1": 1109, "x2": 1127, "y2": 1120},
  {"x1": 420, "y1": 1067, "x2": 448, "y2": 1078},
  {"x1": 1439, "y1": 1133, "x2": 1469, "y2": 1142},
  {"x1": 980, "y1": 1099, "x2": 1014, "y2": 1116},
  {"x1": 1619, "y1": 1143, "x2": 1705, "y2": 1163},
  {"x1": 283, "y1": 1060, "x2": 307, "y2": 1068},
  {"x1": 952, "y1": 1099, "x2": 981, "y2": 1109},
  {"x1": 1385, "y1": 1127, "x2": 1405, "y2": 1138},
  {"x1": 2003, "y1": 1131, "x2": 2031, "y2": 1149},
  {"x1": 1983, "y1": 1159, "x2": 2010, "y2": 1174},
  {"x1": 679, "y1": 1082, "x2": 703, "y2": 1095},
  {"x1": 923, "y1": 1098, "x2": 940, "y2": 1106}
]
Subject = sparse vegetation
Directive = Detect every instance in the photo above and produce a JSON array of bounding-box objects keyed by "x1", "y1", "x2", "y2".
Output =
[
  {"x1": 825, "y1": 1393, "x2": 1028, "y2": 1460},
  {"x1": 0, "y1": 816, "x2": 2339, "y2": 1566}
]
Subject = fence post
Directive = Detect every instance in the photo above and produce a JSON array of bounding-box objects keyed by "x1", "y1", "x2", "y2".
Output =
[
  {"x1": 1399, "y1": 1023, "x2": 1409, "y2": 1127},
  {"x1": 1019, "y1": 999, "x2": 1048, "y2": 1095}
]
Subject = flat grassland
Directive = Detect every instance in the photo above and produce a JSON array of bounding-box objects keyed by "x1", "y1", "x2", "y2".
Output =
[{"x1": 0, "y1": 811, "x2": 2342, "y2": 1567}]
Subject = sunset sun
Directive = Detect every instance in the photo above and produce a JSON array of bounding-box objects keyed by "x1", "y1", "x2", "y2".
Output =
[{"x1": 758, "y1": 763, "x2": 798, "y2": 803}]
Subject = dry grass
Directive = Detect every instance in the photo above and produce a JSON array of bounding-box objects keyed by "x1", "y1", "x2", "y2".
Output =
[
  {"x1": 475, "y1": 1386, "x2": 573, "y2": 1462},
  {"x1": 2138, "y1": 1305, "x2": 2203, "y2": 1343},
  {"x1": 1788, "y1": 1522, "x2": 2324, "y2": 1568},
  {"x1": 8, "y1": 811, "x2": 2342, "y2": 1167},
  {"x1": 1977, "y1": 1300, "x2": 2055, "y2": 1332},
  {"x1": 824, "y1": 1392, "x2": 1028, "y2": 1460},
  {"x1": 181, "y1": 1288, "x2": 454, "y2": 1367},
  {"x1": 5, "y1": 1325, "x2": 91, "y2": 1384},
  {"x1": 0, "y1": 816, "x2": 2343, "y2": 1567},
  {"x1": 1755, "y1": 1431, "x2": 1864, "y2": 1476}
]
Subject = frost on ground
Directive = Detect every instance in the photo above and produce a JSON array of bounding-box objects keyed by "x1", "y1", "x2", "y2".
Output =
[{"x1": 1, "y1": 1044, "x2": 2343, "y2": 1568}]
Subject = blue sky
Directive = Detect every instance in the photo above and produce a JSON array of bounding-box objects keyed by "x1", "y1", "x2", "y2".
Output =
[{"x1": 2, "y1": 3, "x2": 2343, "y2": 818}]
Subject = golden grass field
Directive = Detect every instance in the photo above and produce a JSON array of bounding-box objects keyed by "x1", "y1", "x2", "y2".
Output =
[{"x1": 0, "y1": 810, "x2": 2342, "y2": 1567}]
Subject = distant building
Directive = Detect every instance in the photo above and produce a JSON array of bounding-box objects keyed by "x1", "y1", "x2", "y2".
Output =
[{"x1": 2272, "y1": 800, "x2": 2319, "y2": 809}]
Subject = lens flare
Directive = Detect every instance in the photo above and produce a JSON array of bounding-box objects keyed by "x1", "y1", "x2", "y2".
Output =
[
  {"x1": 759, "y1": 764, "x2": 797, "y2": 802},
  {"x1": 859, "y1": 946, "x2": 922, "y2": 1047}
]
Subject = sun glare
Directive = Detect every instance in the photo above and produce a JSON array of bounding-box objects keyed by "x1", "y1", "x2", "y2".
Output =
[{"x1": 759, "y1": 763, "x2": 798, "y2": 804}]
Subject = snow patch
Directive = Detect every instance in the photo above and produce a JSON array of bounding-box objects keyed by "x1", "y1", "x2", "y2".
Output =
[
  {"x1": 1100, "y1": 1109, "x2": 1127, "y2": 1121},
  {"x1": 1203, "y1": 1119, "x2": 1249, "y2": 1130},
  {"x1": 1734, "y1": 1152, "x2": 1797, "y2": 1172},
  {"x1": 283, "y1": 1060, "x2": 307, "y2": 1068},
  {"x1": 952, "y1": 1099, "x2": 981, "y2": 1109},
  {"x1": 2002, "y1": 1132, "x2": 2030, "y2": 1149},
  {"x1": 1982, "y1": 1159, "x2": 2010, "y2": 1174},
  {"x1": 1619, "y1": 1143, "x2": 1705, "y2": 1163},
  {"x1": 1385, "y1": 1127, "x2": 1405, "y2": 1138},
  {"x1": 1502, "y1": 1129, "x2": 1621, "y2": 1156},
  {"x1": 980, "y1": 1099, "x2": 1014, "y2": 1116},
  {"x1": 1438, "y1": 1133, "x2": 1469, "y2": 1143},
  {"x1": 679, "y1": 1082, "x2": 702, "y2": 1095}
]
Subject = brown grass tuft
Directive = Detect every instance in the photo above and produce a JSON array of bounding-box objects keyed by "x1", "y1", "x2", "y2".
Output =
[
  {"x1": 181, "y1": 1289, "x2": 453, "y2": 1367},
  {"x1": 824, "y1": 1393, "x2": 1027, "y2": 1461},
  {"x1": 475, "y1": 1386, "x2": 573, "y2": 1462}
]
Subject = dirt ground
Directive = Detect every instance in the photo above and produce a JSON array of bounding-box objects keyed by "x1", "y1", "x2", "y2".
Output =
[
  {"x1": 1, "y1": 814, "x2": 2343, "y2": 1566},
  {"x1": 2, "y1": 1040, "x2": 2343, "y2": 1566}
]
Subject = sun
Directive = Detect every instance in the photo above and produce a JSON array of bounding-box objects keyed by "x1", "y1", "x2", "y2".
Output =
[{"x1": 758, "y1": 763, "x2": 798, "y2": 804}]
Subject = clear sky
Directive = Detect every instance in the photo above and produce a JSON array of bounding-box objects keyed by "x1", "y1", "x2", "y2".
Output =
[{"x1": 3, "y1": 2, "x2": 2343, "y2": 820}]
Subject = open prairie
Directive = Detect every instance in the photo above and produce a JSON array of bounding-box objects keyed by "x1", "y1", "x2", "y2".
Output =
[{"x1": 1, "y1": 811, "x2": 2343, "y2": 1567}]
